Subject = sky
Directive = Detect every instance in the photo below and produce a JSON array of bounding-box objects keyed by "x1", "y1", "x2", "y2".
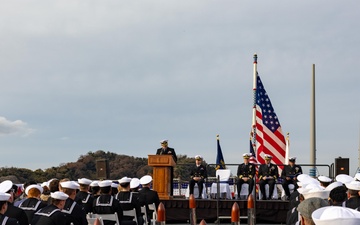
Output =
[{"x1": 0, "y1": 1, "x2": 359, "y2": 177}]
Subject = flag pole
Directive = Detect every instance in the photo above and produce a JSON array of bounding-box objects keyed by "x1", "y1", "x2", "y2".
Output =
[
  {"x1": 310, "y1": 64, "x2": 316, "y2": 177},
  {"x1": 285, "y1": 133, "x2": 290, "y2": 164},
  {"x1": 252, "y1": 54, "x2": 258, "y2": 154}
]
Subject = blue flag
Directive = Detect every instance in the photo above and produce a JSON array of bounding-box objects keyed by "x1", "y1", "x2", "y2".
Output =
[{"x1": 216, "y1": 138, "x2": 226, "y2": 170}]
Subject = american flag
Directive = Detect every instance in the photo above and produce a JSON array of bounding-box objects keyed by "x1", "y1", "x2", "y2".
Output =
[{"x1": 255, "y1": 75, "x2": 286, "y2": 170}]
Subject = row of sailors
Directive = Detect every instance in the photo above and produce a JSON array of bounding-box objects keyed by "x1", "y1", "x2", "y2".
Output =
[
  {"x1": 286, "y1": 173, "x2": 360, "y2": 225},
  {"x1": 0, "y1": 175, "x2": 160, "y2": 225}
]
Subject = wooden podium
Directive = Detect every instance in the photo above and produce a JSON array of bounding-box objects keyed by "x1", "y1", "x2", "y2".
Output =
[{"x1": 148, "y1": 154, "x2": 176, "y2": 200}]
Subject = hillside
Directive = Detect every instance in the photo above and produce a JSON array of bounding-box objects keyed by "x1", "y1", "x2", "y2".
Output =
[{"x1": 0, "y1": 150, "x2": 215, "y2": 183}]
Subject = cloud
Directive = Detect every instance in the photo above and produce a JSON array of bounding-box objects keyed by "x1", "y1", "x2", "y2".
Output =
[{"x1": 0, "y1": 117, "x2": 35, "y2": 136}]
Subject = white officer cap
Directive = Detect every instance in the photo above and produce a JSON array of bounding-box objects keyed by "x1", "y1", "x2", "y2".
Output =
[
  {"x1": 318, "y1": 176, "x2": 332, "y2": 183},
  {"x1": 160, "y1": 139, "x2": 168, "y2": 144},
  {"x1": 130, "y1": 178, "x2": 140, "y2": 189},
  {"x1": 345, "y1": 181, "x2": 360, "y2": 191},
  {"x1": 335, "y1": 174, "x2": 354, "y2": 184},
  {"x1": 264, "y1": 154, "x2": 272, "y2": 160},
  {"x1": 243, "y1": 153, "x2": 252, "y2": 159},
  {"x1": 140, "y1": 175, "x2": 152, "y2": 185},
  {"x1": 50, "y1": 191, "x2": 68, "y2": 200},
  {"x1": 0, "y1": 192, "x2": 11, "y2": 201},
  {"x1": 118, "y1": 177, "x2": 132, "y2": 184},
  {"x1": 61, "y1": 181, "x2": 80, "y2": 190},
  {"x1": 325, "y1": 181, "x2": 343, "y2": 191},
  {"x1": 90, "y1": 181, "x2": 99, "y2": 187},
  {"x1": 0, "y1": 180, "x2": 13, "y2": 193},
  {"x1": 78, "y1": 178, "x2": 92, "y2": 185},
  {"x1": 25, "y1": 184, "x2": 43, "y2": 195},
  {"x1": 312, "y1": 206, "x2": 360, "y2": 225},
  {"x1": 98, "y1": 180, "x2": 112, "y2": 187},
  {"x1": 195, "y1": 155, "x2": 202, "y2": 160},
  {"x1": 288, "y1": 157, "x2": 296, "y2": 162}
]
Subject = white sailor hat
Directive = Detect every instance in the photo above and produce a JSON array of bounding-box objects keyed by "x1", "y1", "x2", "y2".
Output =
[
  {"x1": 118, "y1": 177, "x2": 132, "y2": 184},
  {"x1": 0, "y1": 192, "x2": 11, "y2": 201},
  {"x1": 318, "y1": 176, "x2": 332, "y2": 183},
  {"x1": 242, "y1": 153, "x2": 252, "y2": 159},
  {"x1": 25, "y1": 184, "x2": 43, "y2": 195},
  {"x1": 90, "y1": 181, "x2": 99, "y2": 187},
  {"x1": 288, "y1": 157, "x2": 296, "y2": 162},
  {"x1": 140, "y1": 175, "x2": 153, "y2": 185},
  {"x1": 78, "y1": 178, "x2": 92, "y2": 185},
  {"x1": 50, "y1": 191, "x2": 68, "y2": 200},
  {"x1": 0, "y1": 180, "x2": 13, "y2": 193},
  {"x1": 345, "y1": 181, "x2": 360, "y2": 191},
  {"x1": 61, "y1": 181, "x2": 80, "y2": 190},
  {"x1": 354, "y1": 173, "x2": 360, "y2": 181},
  {"x1": 302, "y1": 187, "x2": 330, "y2": 200},
  {"x1": 98, "y1": 180, "x2": 112, "y2": 187},
  {"x1": 195, "y1": 155, "x2": 202, "y2": 160},
  {"x1": 160, "y1": 139, "x2": 168, "y2": 144},
  {"x1": 264, "y1": 154, "x2": 272, "y2": 160},
  {"x1": 325, "y1": 181, "x2": 343, "y2": 191},
  {"x1": 312, "y1": 206, "x2": 360, "y2": 225},
  {"x1": 130, "y1": 178, "x2": 140, "y2": 189},
  {"x1": 41, "y1": 182, "x2": 49, "y2": 188},
  {"x1": 111, "y1": 183, "x2": 119, "y2": 188},
  {"x1": 335, "y1": 174, "x2": 354, "y2": 184}
]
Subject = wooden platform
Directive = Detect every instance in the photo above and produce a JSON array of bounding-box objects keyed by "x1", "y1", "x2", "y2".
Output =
[{"x1": 161, "y1": 198, "x2": 289, "y2": 224}]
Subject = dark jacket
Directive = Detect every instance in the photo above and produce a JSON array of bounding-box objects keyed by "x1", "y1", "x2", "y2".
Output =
[
  {"x1": 75, "y1": 191, "x2": 93, "y2": 214},
  {"x1": 31, "y1": 204, "x2": 66, "y2": 225},
  {"x1": 18, "y1": 198, "x2": 47, "y2": 223},
  {"x1": 0, "y1": 214, "x2": 19, "y2": 225},
  {"x1": 4, "y1": 203, "x2": 28, "y2": 225},
  {"x1": 156, "y1": 147, "x2": 177, "y2": 163},
  {"x1": 62, "y1": 198, "x2": 87, "y2": 225},
  {"x1": 237, "y1": 163, "x2": 256, "y2": 179},
  {"x1": 258, "y1": 163, "x2": 279, "y2": 180}
]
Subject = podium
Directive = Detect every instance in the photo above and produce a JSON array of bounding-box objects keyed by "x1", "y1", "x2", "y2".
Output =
[{"x1": 148, "y1": 154, "x2": 176, "y2": 200}]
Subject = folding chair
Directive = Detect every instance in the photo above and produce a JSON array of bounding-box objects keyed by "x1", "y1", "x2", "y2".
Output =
[{"x1": 93, "y1": 212, "x2": 120, "y2": 225}]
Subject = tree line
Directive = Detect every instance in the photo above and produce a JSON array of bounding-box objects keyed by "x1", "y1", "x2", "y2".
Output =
[{"x1": 0, "y1": 150, "x2": 216, "y2": 183}]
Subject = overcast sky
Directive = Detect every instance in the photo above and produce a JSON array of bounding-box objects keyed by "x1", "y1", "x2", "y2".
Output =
[{"x1": 0, "y1": 1, "x2": 359, "y2": 177}]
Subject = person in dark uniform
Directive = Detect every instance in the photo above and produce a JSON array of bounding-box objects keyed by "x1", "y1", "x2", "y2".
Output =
[
  {"x1": 258, "y1": 154, "x2": 279, "y2": 200},
  {"x1": 90, "y1": 181, "x2": 100, "y2": 199},
  {"x1": 31, "y1": 191, "x2": 68, "y2": 225},
  {"x1": 0, "y1": 192, "x2": 19, "y2": 225},
  {"x1": 18, "y1": 184, "x2": 47, "y2": 222},
  {"x1": 156, "y1": 139, "x2": 177, "y2": 196},
  {"x1": 0, "y1": 181, "x2": 28, "y2": 225},
  {"x1": 60, "y1": 181, "x2": 87, "y2": 225},
  {"x1": 189, "y1": 155, "x2": 207, "y2": 199},
  {"x1": 75, "y1": 178, "x2": 93, "y2": 214},
  {"x1": 93, "y1": 180, "x2": 124, "y2": 225},
  {"x1": 115, "y1": 177, "x2": 143, "y2": 225},
  {"x1": 345, "y1": 181, "x2": 360, "y2": 209},
  {"x1": 130, "y1": 178, "x2": 140, "y2": 193},
  {"x1": 138, "y1": 175, "x2": 160, "y2": 225},
  {"x1": 236, "y1": 153, "x2": 256, "y2": 199},
  {"x1": 281, "y1": 157, "x2": 303, "y2": 200}
]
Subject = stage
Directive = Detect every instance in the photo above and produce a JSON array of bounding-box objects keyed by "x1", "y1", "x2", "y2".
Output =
[{"x1": 161, "y1": 198, "x2": 289, "y2": 224}]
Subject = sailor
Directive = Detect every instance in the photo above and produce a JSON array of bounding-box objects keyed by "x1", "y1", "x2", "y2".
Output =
[
  {"x1": 318, "y1": 176, "x2": 332, "y2": 188},
  {"x1": 31, "y1": 191, "x2": 68, "y2": 225},
  {"x1": 111, "y1": 182, "x2": 119, "y2": 196},
  {"x1": 189, "y1": 155, "x2": 207, "y2": 199},
  {"x1": 92, "y1": 180, "x2": 123, "y2": 225},
  {"x1": 236, "y1": 153, "x2": 256, "y2": 199},
  {"x1": 312, "y1": 206, "x2": 360, "y2": 225},
  {"x1": 60, "y1": 181, "x2": 87, "y2": 225},
  {"x1": 0, "y1": 192, "x2": 19, "y2": 225},
  {"x1": 258, "y1": 154, "x2": 279, "y2": 200},
  {"x1": 0, "y1": 180, "x2": 28, "y2": 225},
  {"x1": 281, "y1": 157, "x2": 302, "y2": 200},
  {"x1": 296, "y1": 197, "x2": 328, "y2": 225},
  {"x1": 89, "y1": 181, "x2": 100, "y2": 199},
  {"x1": 18, "y1": 184, "x2": 47, "y2": 222},
  {"x1": 345, "y1": 181, "x2": 360, "y2": 209},
  {"x1": 130, "y1": 178, "x2": 141, "y2": 193},
  {"x1": 75, "y1": 178, "x2": 94, "y2": 214},
  {"x1": 138, "y1": 175, "x2": 160, "y2": 225},
  {"x1": 115, "y1": 177, "x2": 142, "y2": 225}
]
